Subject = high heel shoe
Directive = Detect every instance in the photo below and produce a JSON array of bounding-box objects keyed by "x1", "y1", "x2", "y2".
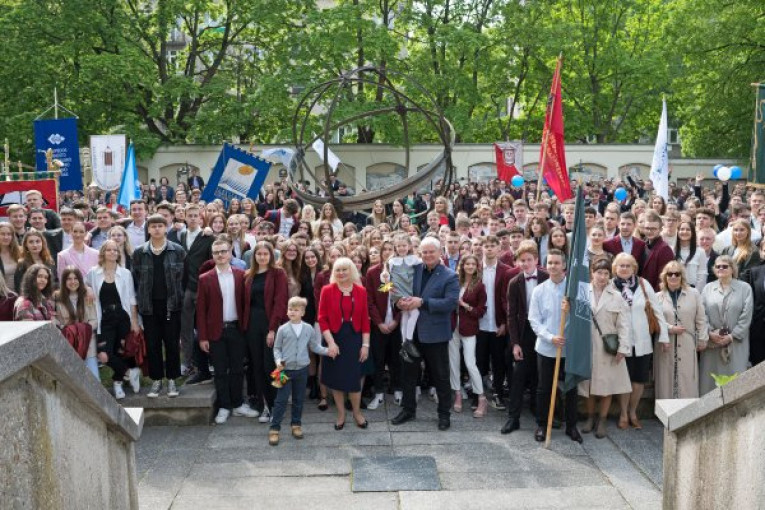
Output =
[
  {"x1": 354, "y1": 418, "x2": 369, "y2": 429},
  {"x1": 334, "y1": 421, "x2": 345, "y2": 430},
  {"x1": 318, "y1": 398, "x2": 328, "y2": 411}
]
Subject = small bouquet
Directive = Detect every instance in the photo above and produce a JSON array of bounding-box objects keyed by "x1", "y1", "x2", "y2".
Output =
[{"x1": 270, "y1": 365, "x2": 289, "y2": 388}]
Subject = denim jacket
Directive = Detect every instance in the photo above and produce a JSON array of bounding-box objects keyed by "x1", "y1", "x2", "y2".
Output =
[{"x1": 131, "y1": 241, "x2": 186, "y2": 315}]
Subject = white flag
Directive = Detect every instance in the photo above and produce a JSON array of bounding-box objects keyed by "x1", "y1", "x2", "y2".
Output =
[
  {"x1": 312, "y1": 138, "x2": 341, "y2": 172},
  {"x1": 649, "y1": 99, "x2": 669, "y2": 200}
]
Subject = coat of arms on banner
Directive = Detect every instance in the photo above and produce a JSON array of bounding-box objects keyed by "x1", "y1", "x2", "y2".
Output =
[{"x1": 201, "y1": 143, "x2": 272, "y2": 209}]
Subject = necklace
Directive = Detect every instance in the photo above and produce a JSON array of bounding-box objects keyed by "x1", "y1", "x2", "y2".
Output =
[{"x1": 150, "y1": 240, "x2": 167, "y2": 255}]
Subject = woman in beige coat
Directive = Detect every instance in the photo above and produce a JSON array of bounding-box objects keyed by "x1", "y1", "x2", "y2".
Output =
[
  {"x1": 655, "y1": 261, "x2": 709, "y2": 399},
  {"x1": 580, "y1": 259, "x2": 632, "y2": 439}
]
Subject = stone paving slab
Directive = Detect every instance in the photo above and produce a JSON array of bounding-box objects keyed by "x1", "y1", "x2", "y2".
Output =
[
  {"x1": 399, "y1": 486, "x2": 630, "y2": 509},
  {"x1": 352, "y1": 456, "x2": 440, "y2": 492}
]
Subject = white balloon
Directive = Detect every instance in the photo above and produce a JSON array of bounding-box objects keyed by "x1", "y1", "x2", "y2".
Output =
[{"x1": 717, "y1": 166, "x2": 732, "y2": 181}]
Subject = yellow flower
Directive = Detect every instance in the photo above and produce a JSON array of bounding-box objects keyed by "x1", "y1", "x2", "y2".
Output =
[{"x1": 378, "y1": 282, "x2": 393, "y2": 293}]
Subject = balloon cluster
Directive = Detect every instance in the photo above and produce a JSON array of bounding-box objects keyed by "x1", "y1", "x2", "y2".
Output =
[
  {"x1": 713, "y1": 164, "x2": 743, "y2": 182},
  {"x1": 511, "y1": 175, "x2": 525, "y2": 188}
]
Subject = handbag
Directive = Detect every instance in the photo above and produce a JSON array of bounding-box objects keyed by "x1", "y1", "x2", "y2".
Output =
[
  {"x1": 591, "y1": 309, "x2": 619, "y2": 355},
  {"x1": 638, "y1": 277, "x2": 660, "y2": 336},
  {"x1": 123, "y1": 329, "x2": 147, "y2": 369},
  {"x1": 61, "y1": 322, "x2": 93, "y2": 360}
]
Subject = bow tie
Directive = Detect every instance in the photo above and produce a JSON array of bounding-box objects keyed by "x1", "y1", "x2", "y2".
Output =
[{"x1": 525, "y1": 275, "x2": 537, "y2": 281}]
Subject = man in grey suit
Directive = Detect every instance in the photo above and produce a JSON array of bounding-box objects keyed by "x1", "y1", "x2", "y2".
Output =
[{"x1": 391, "y1": 237, "x2": 460, "y2": 430}]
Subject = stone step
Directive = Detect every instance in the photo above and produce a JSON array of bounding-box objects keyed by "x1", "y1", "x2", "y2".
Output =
[{"x1": 120, "y1": 383, "x2": 216, "y2": 426}]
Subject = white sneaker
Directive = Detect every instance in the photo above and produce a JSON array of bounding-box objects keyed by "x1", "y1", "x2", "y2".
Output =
[
  {"x1": 394, "y1": 390, "x2": 403, "y2": 406},
  {"x1": 258, "y1": 407, "x2": 271, "y2": 424},
  {"x1": 167, "y1": 380, "x2": 179, "y2": 398},
  {"x1": 128, "y1": 367, "x2": 141, "y2": 393},
  {"x1": 147, "y1": 380, "x2": 162, "y2": 398},
  {"x1": 367, "y1": 393, "x2": 384, "y2": 410},
  {"x1": 429, "y1": 387, "x2": 438, "y2": 404},
  {"x1": 214, "y1": 408, "x2": 231, "y2": 424},
  {"x1": 113, "y1": 382, "x2": 126, "y2": 400},
  {"x1": 233, "y1": 403, "x2": 259, "y2": 418}
]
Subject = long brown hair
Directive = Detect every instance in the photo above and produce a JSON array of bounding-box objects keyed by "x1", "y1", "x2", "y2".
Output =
[
  {"x1": 729, "y1": 219, "x2": 754, "y2": 265},
  {"x1": 55, "y1": 266, "x2": 87, "y2": 323},
  {"x1": 20, "y1": 229, "x2": 53, "y2": 265},
  {"x1": 278, "y1": 239, "x2": 302, "y2": 283},
  {"x1": 458, "y1": 254, "x2": 482, "y2": 290},
  {"x1": 20, "y1": 263, "x2": 53, "y2": 305},
  {"x1": 0, "y1": 223, "x2": 22, "y2": 261},
  {"x1": 246, "y1": 241, "x2": 276, "y2": 280}
]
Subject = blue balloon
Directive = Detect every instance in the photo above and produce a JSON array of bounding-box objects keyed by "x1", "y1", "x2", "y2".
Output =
[
  {"x1": 730, "y1": 166, "x2": 742, "y2": 179},
  {"x1": 614, "y1": 187, "x2": 627, "y2": 201},
  {"x1": 713, "y1": 164, "x2": 723, "y2": 178},
  {"x1": 511, "y1": 175, "x2": 525, "y2": 187}
]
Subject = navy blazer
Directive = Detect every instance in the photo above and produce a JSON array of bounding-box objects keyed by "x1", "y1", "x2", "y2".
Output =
[{"x1": 411, "y1": 262, "x2": 460, "y2": 343}]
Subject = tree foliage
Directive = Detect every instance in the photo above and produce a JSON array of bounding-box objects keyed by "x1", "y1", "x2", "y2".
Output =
[{"x1": 0, "y1": 0, "x2": 760, "y2": 162}]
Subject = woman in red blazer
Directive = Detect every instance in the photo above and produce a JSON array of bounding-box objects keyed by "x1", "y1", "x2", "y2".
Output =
[
  {"x1": 242, "y1": 241, "x2": 288, "y2": 420},
  {"x1": 318, "y1": 257, "x2": 371, "y2": 430},
  {"x1": 449, "y1": 255, "x2": 489, "y2": 417}
]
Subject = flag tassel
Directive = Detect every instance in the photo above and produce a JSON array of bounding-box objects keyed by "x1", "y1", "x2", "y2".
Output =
[{"x1": 544, "y1": 309, "x2": 568, "y2": 449}]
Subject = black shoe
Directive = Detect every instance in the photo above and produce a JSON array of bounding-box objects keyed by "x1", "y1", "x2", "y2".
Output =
[
  {"x1": 489, "y1": 395, "x2": 506, "y2": 411},
  {"x1": 317, "y1": 398, "x2": 328, "y2": 411},
  {"x1": 334, "y1": 421, "x2": 345, "y2": 431},
  {"x1": 391, "y1": 410, "x2": 416, "y2": 425},
  {"x1": 566, "y1": 427, "x2": 583, "y2": 444},
  {"x1": 438, "y1": 416, "x2": 450, "y2": 431},
  {"x1": 185, "y1": 371, "x2": 211, "y2": 385},
  {"x1": 355, "y1": 418, "x2": 369, "y2": 429},
  {"x1": 400, "y1": 341, "x2": 421, "y2": 363},
  {"x1": 534, "y1": 427, "x2": 546, "y2": 442},
  {"x1": 501, "y1": 419, "x2": 520, "y2": 435}
]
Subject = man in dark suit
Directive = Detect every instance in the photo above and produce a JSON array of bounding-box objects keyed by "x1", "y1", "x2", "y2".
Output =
[
  {"x1": 391, "y1": 237, "x2": 459, "y2": 431},
  {"x1": 197, "y1": 237, "x2": 259, "y2": 424},
  {"x1": 741, "y1": 261, "x2": 765, "y2": 366},
  {"x1": 502, "y1": 241, "x2": 548, "y2": 434},
  {"x1": 641, "y1": 210, "x2": 675, "y2": 291},
  {"x1": 187, "y1": 168, "x2": 205, "y2": 190},
  {"x1": 604, "y1": 212, "x2": 646, "y2": 274}
]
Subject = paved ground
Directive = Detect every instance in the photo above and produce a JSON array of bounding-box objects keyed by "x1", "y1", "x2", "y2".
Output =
[{"x1": 136, "y1": 398, "x2": 664, "y2": 510}]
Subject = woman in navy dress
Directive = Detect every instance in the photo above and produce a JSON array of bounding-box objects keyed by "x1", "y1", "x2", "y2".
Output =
[{"x1": 318, "y1": 257, "x2": 371, "y2": 430}]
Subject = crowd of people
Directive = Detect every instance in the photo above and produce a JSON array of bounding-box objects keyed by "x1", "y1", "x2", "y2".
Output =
[{"x1": 4, "y1": 170, "x2": 765, "y2": 445}]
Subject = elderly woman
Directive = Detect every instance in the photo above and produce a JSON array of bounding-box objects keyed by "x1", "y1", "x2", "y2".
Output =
[
  {"x1": 699, "y1": 255, "x2": 753, "y2": 396},
  {"x1": 655, "y1": 261, "x2": 709, "y2": 399},
  {"x1": 612, "y1": 253, "x2": 669, "y2": 429},
  {"x1": 318, "y1": 257, "x2": 371, "y2": 430},
  {"x1": 579, "y1": 259, "x2": 631, "y2": 439}
]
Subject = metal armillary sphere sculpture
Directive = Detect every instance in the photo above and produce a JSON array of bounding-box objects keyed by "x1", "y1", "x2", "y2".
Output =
[{"x1": 288, "y1": 66, "x2": 455, "y2": 213}]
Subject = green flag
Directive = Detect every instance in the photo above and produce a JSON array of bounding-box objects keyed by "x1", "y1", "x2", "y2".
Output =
[
  {"x1": 564, "y1": 187, "x2": 591, "y2": 392},
  {"x1": 751, "y1": 84, "x2": 765, "y2": 184}
]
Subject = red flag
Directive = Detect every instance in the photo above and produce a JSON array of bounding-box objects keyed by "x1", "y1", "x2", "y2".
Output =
[
  {"x1": 538, "y1": 58, "x2": 572, "y2": 201},
  {"x1": 494, "y1": 143, "x2": 520, "y2": 182}
]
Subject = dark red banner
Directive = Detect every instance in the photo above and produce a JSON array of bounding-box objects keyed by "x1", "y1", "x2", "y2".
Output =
[
  {"x1": 538, "y1": 58, "x2": 573, "y2": 201},
  {"x1": 0, "y1": 179, "x2": 58, "y2": 216}
]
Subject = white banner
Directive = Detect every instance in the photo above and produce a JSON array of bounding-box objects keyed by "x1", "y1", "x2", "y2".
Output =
[
  {"x1": 649, "y1": 100, "x2": 669, "y2": 200},
  {"x1": 312, "y1": 138, "x2": 342, "y2": 172},
  {"x1": 90, "y1": 135, "x2": 126, "y2": 191}
]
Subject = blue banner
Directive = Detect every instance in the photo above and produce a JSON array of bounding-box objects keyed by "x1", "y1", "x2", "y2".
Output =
[
  {"x1": 201, "y1": 143, "x2": 271, "y2": 208},
  {"x1": 33, "y1": 118, "x2": 83, "y2": 191}
]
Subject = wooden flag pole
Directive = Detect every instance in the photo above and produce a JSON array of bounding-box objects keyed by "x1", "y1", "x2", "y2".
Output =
[
  {"x1": 544, "y1": 304, "x2": 568, "y2": 449},
  {"x1": 536, "y1": 54, "x2": 563, "y2": 203}
]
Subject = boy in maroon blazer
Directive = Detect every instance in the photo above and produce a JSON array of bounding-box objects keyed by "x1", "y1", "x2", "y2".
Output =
[{"x1": 197, "y1": 238, "x2": 259, "y2": 424}]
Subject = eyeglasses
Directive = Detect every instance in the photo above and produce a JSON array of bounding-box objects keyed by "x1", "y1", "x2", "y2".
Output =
[
  {"x1": 212, "y1": 250, "x2": 230, "y2": 256},
  {"x1": 667, "y1": 272, "x2": 681, "y2": 278},
  {"x1": 715, "y1": 265, "x2": 730, "y2": 270}
]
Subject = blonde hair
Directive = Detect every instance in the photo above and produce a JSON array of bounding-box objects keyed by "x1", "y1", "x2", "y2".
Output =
[
  {"x1": 611, "y1": 252, "x2": 638, "y2": 275},
  {"x1": 288, "y1": 296, "x2": 308, "y2": 310},
  {"x1": 659, "y1": 260, "x2": 688, "y2": 291},
  {"x1": 329, "y1": 256, "x2": 360, "y2": 285}
]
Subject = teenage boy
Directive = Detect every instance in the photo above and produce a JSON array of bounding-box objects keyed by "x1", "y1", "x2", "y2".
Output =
[
  {"x1": 25, "y1": 189, "x2": 60, "y2": 229},
  {"x1": 88, "y1": 207, "x2": 116, "y2": 249},
  {"x1": 132, "y1": 214, "x2": 186, "y2": 398}
]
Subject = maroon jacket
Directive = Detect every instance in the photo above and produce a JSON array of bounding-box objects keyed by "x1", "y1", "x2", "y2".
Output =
[
  {"x1": 484, "y1": 260, "x2": 512, "y2": 330},
  {"x1": 265, "y1": 209, "x2": 299, "y2": 236},
  {"x1": 196, "y1": 267, "x2": 246, "y2": 342},
  {"x1": 499, "y1": 250, "x2": 515, "y2": 267},
  {"x1": 641, "y1": 237, "x2": 675, "y2": 291},
  {"x1": 506, "y1": 268, "x2": 549, "y2": 351},
  {"x1": 365, "y1": 263, "x2": 401, "y2": 327},
  {"x1": 451, "y1": 281, "x2": 487, "y2": 336},
  {"x1": 604, "y1": 236, "x2": 647, "y2": 273},
  {"x1": 242, "y1": 267, "x2": 289, "y2": 332}
]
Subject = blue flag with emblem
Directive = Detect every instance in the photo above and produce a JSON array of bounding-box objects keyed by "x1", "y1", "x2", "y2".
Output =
[
  {"x1": 563, "y1": 186, "x2": 591, "y2": 392},
  {"x1": 201, "y1": 143, "x2": 272, "y2": 209}
]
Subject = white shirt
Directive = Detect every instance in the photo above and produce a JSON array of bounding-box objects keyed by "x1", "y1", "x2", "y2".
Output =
[
  {"x1": 523, "y1": 270, "x2": 538, "y2": 307},
  {"x1": 185, "y1": 227, "x2": 201, "y2": 251},
  {"x1": 289, "y1": 322, "x2": 303, "y2": 338},
  {"x1": 279, "y1": 215, "x2": 295, "y2": 237},
  {"x1": 216, "y1": 266, "x2": 238, "y2": 322},
  {"x1": 528, "y1": 277, "x2": 567, "y2": 358},
  {"x1": 62, "y1": 231, "x2": 73, "y2": 250},
  {"x1": 479, "y1": 261, "x2": 497, "y2": 332},
  {"x1": 126, "y1": 220, "x2": 146, "y2": 251}
]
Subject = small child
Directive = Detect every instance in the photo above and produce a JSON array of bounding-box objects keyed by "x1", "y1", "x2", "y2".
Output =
[
  {"x1": 269, "y1": 297, "x2": 337, "y2": 446},
  {"x1": 381, "y1": 233, "x2": 422, "y2": 342}
]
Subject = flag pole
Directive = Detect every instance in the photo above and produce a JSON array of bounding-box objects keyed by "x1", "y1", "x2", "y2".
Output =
[
  {"x1": 536, "y1": 54, "x2": 563, "y2": 203},
  {"x1": 544, "y1": 306, "x2": 568, "y2": 449}
]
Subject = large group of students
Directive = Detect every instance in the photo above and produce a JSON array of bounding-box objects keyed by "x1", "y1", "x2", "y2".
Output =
[{"x1": 4, "y1": 171, "x2": 764, "y2": 445}]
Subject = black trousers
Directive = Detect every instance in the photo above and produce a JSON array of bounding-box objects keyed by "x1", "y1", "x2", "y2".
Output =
[
  {"x1": 246, "y1": 309, "x2": 276, "y2": 410},
  {"x1": 141, "y1": 300, "x2": 181, "y2": 381},
  {"x1": 476, "y1": 330, "x2": 508, "y2": 397},
  {"x1": 507, "y1": 344, "x2": 538, "y2": 421},
  {"x1": 209, "y1": 325, "x2": 245, "y2": 410},
  {"x1": 98, "y1": 307, "x2": 134, "y2": 382},
  {"x1": 536, "y1": 352, "x2": 577, "y2": 429},
  {"x1": 401, "y1": 332, "x2": 451, "y2": 418},
  {"x1": 371, "y1": 326, "x2": 402, "y2": 393}
]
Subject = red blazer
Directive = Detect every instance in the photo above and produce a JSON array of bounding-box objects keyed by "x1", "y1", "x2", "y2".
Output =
[
  {"x1": 366, "y1": 263, "x2": 401, "y2": 327},
  {"x1": 451, "y1": 281, "x2": 487, "y2": 336},
  {"x1": 242, "y1": 267, "x2": 289, "y2": 332},
  {"x1": 641, "y1": 238, "x2": 675, "y2": 291},
  {"x1": 604, "y1": 236, "x2": 646, "y2": 272},
  {"x1": 196, "y1": 267, "x2": 246, "y2": 343},
  {"x1": 485, "y1": 261, "x2": 512, "y2": 330},
  {"x1": 499, "y1": 250, "x2": 515, "y2": 267},
  {"x1": 506, "y1": 268, "x2": 549, "y2": 351},
  {"x1": 314, "y1": 268, "x2": 331, "y2": 310},
  {"x1": 318, "y1": 283, "x2": 371, "y2": 335}
]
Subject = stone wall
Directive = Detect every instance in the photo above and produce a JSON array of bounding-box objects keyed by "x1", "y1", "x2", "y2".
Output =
[
  {"x1": 657, "y1": 362, "x2": 765, "y2": 510},
  {"x1": 0, "y1": 322, "x2": 143, "y2": 510}
]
